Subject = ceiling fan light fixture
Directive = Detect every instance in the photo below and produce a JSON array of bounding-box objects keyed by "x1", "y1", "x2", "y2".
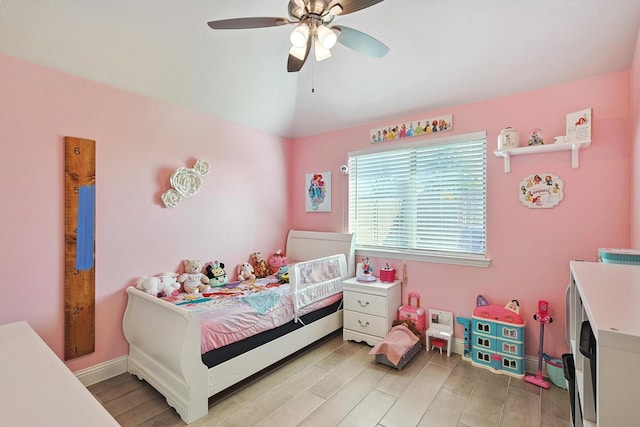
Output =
[
  {"x1": 316, "y1": 24, "x2": 337, "y2": 49},
  {"x1": 314, "y1": 38, "x2": 332, "y2": 61},
  {"x1": 329, "y1": 4, "x2": 343, "y2": 15},
  {"x1": 290, "y1": 24, "x2": 309, "y2": 48},
  {"x1": 289, "y1": 44, "x2": 307, "y2": 60}
]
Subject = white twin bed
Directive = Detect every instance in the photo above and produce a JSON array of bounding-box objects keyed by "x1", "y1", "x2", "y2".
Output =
[{"x1": 122, "y1": 230, "x2": 355, "y2": 424}]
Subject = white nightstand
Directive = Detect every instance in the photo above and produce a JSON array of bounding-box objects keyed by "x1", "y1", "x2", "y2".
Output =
[{"x1": 342, "y1": 277, "x2": 402, "y2": 346}]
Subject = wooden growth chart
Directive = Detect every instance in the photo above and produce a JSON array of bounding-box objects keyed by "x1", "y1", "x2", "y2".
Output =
[{"x1": 64, "y1": 137, "x2": 96, "y2": 360}]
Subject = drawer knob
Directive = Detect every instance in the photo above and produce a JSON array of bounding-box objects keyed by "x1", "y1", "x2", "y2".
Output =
[
  {"x1": 358, "y1": 320, "x2": 370, "y2": 327},
  {"x1": 357, "y1": 300, "x2": 370, "y2": 307}
]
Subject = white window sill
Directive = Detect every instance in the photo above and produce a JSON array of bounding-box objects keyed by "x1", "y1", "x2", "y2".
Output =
[{"x1": 355, "y1": 248, "x2": 491, "y2": 268}]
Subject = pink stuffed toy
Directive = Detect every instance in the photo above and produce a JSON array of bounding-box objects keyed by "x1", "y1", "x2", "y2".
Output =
[{"x1": 268, "y1": 249, "x2": 289, "y2": 274}]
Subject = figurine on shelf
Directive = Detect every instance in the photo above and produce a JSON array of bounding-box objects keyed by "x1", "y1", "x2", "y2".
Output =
[
  {"x1": 528, "y1": 128, "x2": 544, "y2": 146},
  {"x1": 356, "y1": 257, "x2": 376, "y2": 282},
  {"x1": 362, "y1": 257, "x2": 373, "y2": 275}
]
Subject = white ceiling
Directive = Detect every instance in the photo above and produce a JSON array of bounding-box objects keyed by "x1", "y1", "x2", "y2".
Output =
[{"x1": 1, "y1": 0, "x2": 639, "y2": 139}]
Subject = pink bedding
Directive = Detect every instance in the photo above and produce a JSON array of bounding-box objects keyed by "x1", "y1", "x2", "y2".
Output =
[
  {"x1": 161, "y1": 278, "x2": 342, "y2": 354},
  {"x1": 369, "y1": 325, "x2": 419, "y2": 365}
]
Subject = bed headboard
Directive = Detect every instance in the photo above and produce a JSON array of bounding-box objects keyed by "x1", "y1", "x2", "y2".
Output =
[{"x1": 286, "y1": 230, "x2": 355, "y2": 278}]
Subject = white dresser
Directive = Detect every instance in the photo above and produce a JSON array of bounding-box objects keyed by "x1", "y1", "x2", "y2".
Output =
[
  {"x1": 0, "y1": 321, "x2": 119, "y2": 427},
  {"x1": 342, "y1": 277, "x2": 401, "y2": 346},
  {"x1": 568, "y1": 261, "x2": 640, "y2": 427}
]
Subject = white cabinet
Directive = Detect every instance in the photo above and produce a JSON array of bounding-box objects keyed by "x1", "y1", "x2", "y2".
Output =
[
  {"x1": 0, "y1": 321, "x2": 119, "y2": 426},
  {"x1": 568, "y1": 261, "x2": 640, "y2": 427},
  {"x1": 342, "y1": 277, "x2": 401, "y2": 346}
]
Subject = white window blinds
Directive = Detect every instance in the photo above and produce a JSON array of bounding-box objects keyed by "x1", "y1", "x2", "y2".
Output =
[{"x1": 348, "y1": 132, "x2": 487, "y2": 260}]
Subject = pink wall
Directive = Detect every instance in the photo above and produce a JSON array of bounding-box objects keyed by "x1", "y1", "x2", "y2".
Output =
[
  {"x1": 0, "y1": 51, "x2": 635, "y2": 371},
  {"x1": 0, "y1": 54, "x2": 291, "y2": 371},
  {"x1": 291, "y1": 71, "x2": 633, "y2": 359},
  {"x1": 632, "y1": 25, "x2": 640, "y2": 248}
]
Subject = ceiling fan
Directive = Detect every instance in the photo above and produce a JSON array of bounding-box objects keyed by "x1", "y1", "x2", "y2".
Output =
[{"x1": 207, "y1": 0, "x2": 389, "y2": 72}]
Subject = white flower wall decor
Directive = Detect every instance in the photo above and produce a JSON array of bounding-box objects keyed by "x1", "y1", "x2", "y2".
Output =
[{"x1": 161, "y1": 159, "x2": 211, "y2": 208}]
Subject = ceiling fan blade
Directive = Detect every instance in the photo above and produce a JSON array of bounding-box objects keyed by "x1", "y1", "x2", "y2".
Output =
[
  {"x1": 287, "y1": 34, "x2": 312, "y2": 72},
  {"x1": 207, "y1": 17, "x2": 290, "y2": 30},
  {"x1": 333, "y1": 25, "x2": 389, "y2": 57},
  {"x1": 328, "y1": 0, "x2": 384, "y2": 15}
]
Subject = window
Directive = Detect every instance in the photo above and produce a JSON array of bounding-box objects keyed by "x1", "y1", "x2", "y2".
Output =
[{"x1": 348, "y1": 131, "x2": 488, "y2": 267}]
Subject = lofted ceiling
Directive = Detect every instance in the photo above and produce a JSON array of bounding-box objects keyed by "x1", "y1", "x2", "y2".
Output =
[{"x1": 1, "y1": 0, "x2": 639, "y2": 139}]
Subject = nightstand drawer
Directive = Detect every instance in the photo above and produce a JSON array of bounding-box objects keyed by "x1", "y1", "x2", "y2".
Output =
[
  {"x1": 344, "y1": 291, "x2": 387, "y2": 316},
  {"x1": 344, "y1": 311, "x2": 388, "y2": 338}
]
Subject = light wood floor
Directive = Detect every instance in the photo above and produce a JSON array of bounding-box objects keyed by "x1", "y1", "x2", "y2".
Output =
[{"x1": 88, "y1": 332, "x2": 570, "y2": 427}]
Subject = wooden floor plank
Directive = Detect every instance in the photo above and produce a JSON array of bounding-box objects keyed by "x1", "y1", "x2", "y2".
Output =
[{"x1": 87, "y1": 336, "x2": 571, "y2": 427}]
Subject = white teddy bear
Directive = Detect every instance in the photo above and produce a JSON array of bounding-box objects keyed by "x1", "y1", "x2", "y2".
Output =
[
  {"x1": 156, "y1": 272, "x2": 180, "y2": 297},
  {"x1": 237, "y1": 262, "x2": 256, "y2": 281},
  {"x1": 136, "y1": 272, "x2": 180, "y2": 297}
]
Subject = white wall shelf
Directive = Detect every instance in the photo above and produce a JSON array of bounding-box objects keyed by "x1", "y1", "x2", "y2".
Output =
[{"x1": 494, "y1": 141, "x2": 590, "y2": 173}]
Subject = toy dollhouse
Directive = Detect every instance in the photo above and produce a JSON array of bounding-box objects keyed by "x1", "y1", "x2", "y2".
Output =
[{"x1": 461, "y1": 298, "x2": 525, "y2": 378}]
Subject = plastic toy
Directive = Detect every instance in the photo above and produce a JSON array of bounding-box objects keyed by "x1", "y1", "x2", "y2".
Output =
[
  {"x1": 456, "y1": 316, "x2": 472, "y2": 358},
  {"x1": 426, "y1": 309, "x2": 454, "y2": 357},
  {"x1": 470, "y1": 295, "x2": 525, "y2": 377},
  {"x1": 398, "y1": 293, "x2": 426, "y2": 341},
  {"x1": 524, "y1": 300, "x2": 553, "y2": 389}
]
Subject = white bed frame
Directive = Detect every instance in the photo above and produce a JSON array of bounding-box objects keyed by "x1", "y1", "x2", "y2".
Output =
[{"x1": 122, "y1": 230, "x2": 355, "y2": 424}]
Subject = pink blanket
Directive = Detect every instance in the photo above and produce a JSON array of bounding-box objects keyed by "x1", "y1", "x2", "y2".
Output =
[{"x1": 369, "y1": 325, "x2": 420, "y2": 366}]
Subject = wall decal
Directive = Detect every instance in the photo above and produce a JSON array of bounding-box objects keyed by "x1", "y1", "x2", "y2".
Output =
[
  {"x1": 162, "y1": 159, "x2": 210, "y2": 208},
  {"x1": 519, "y1": 173, "x2": 564, "y2": 208},
  {"x1": 370, "y1": 114, "x2": 453, "y2": 143}
]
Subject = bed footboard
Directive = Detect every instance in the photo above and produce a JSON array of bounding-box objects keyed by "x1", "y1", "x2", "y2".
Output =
[{"x1": 122, "y1": 287, "x2": 208, "y2": 424}]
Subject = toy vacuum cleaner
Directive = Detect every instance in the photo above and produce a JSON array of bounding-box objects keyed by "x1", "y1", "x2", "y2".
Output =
[{"x1": 524, "y1": 300, "x2": 553, "y2": 389}]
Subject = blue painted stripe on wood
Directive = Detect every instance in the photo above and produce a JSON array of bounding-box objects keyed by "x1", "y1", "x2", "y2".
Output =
[{"x1": 75, "y1": 184, "x2": 95, "y2": 271}]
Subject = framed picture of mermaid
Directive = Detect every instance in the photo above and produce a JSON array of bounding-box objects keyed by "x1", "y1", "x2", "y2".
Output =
[{"x1": 305, "y1": 171, "x2": 332, "y2": 212}]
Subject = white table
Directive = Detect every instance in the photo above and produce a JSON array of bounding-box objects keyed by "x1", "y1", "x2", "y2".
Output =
[{"x1": 0, "y1": 321, "x2": 119, "y2": 427}]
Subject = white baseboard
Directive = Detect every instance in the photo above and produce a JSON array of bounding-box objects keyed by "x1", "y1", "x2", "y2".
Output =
[
  {"x1": 74, "y1": 355, "x2": 128, "y2": 386},
  {"x1": 73, "y1": 340, "x2": 544, "y2": 387}
]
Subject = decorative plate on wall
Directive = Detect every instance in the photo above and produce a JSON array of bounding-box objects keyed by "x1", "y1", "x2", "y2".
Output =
[{"x1": 519, "y1": 173, "x2": 564, "y2": 208}]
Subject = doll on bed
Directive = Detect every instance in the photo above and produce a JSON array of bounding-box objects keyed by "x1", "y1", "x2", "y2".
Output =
[{"x1": 392, "y1": 319, "x2": 421, "y2": 338}]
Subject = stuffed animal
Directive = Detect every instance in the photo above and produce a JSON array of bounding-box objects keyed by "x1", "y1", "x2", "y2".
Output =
[
  {"x1": 178, "y1": 259, "x2": 211, "y2": 294},
  {"x1": 136, "y1": 272, "x2": 180, "y2": 297},
  {"x1": 237, "y1": 262, "x2": 256, "y2": 282},
  {"x1": 251, "y1": 252, "x2": 270, "y2": 278},
  {"x1": 268, "y1": 249, "x2": 289, "y2": 274},
  {"x1": 276, "y1": 265, "x2": 289, "y2": 283},
  {"x1": 157, "y1": 272, "x2": 180, "y2": 297},
  {"x1": 136, "y1": 276, "x2": 162, "y2": 296},
  {"x1": 206, "y1": 260, "x2": 227, "y2": 287}
]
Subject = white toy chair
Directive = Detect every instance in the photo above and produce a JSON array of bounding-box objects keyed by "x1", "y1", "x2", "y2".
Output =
[{"x1": 426, "y1": 309, "x2": 454, "y2": 357}]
